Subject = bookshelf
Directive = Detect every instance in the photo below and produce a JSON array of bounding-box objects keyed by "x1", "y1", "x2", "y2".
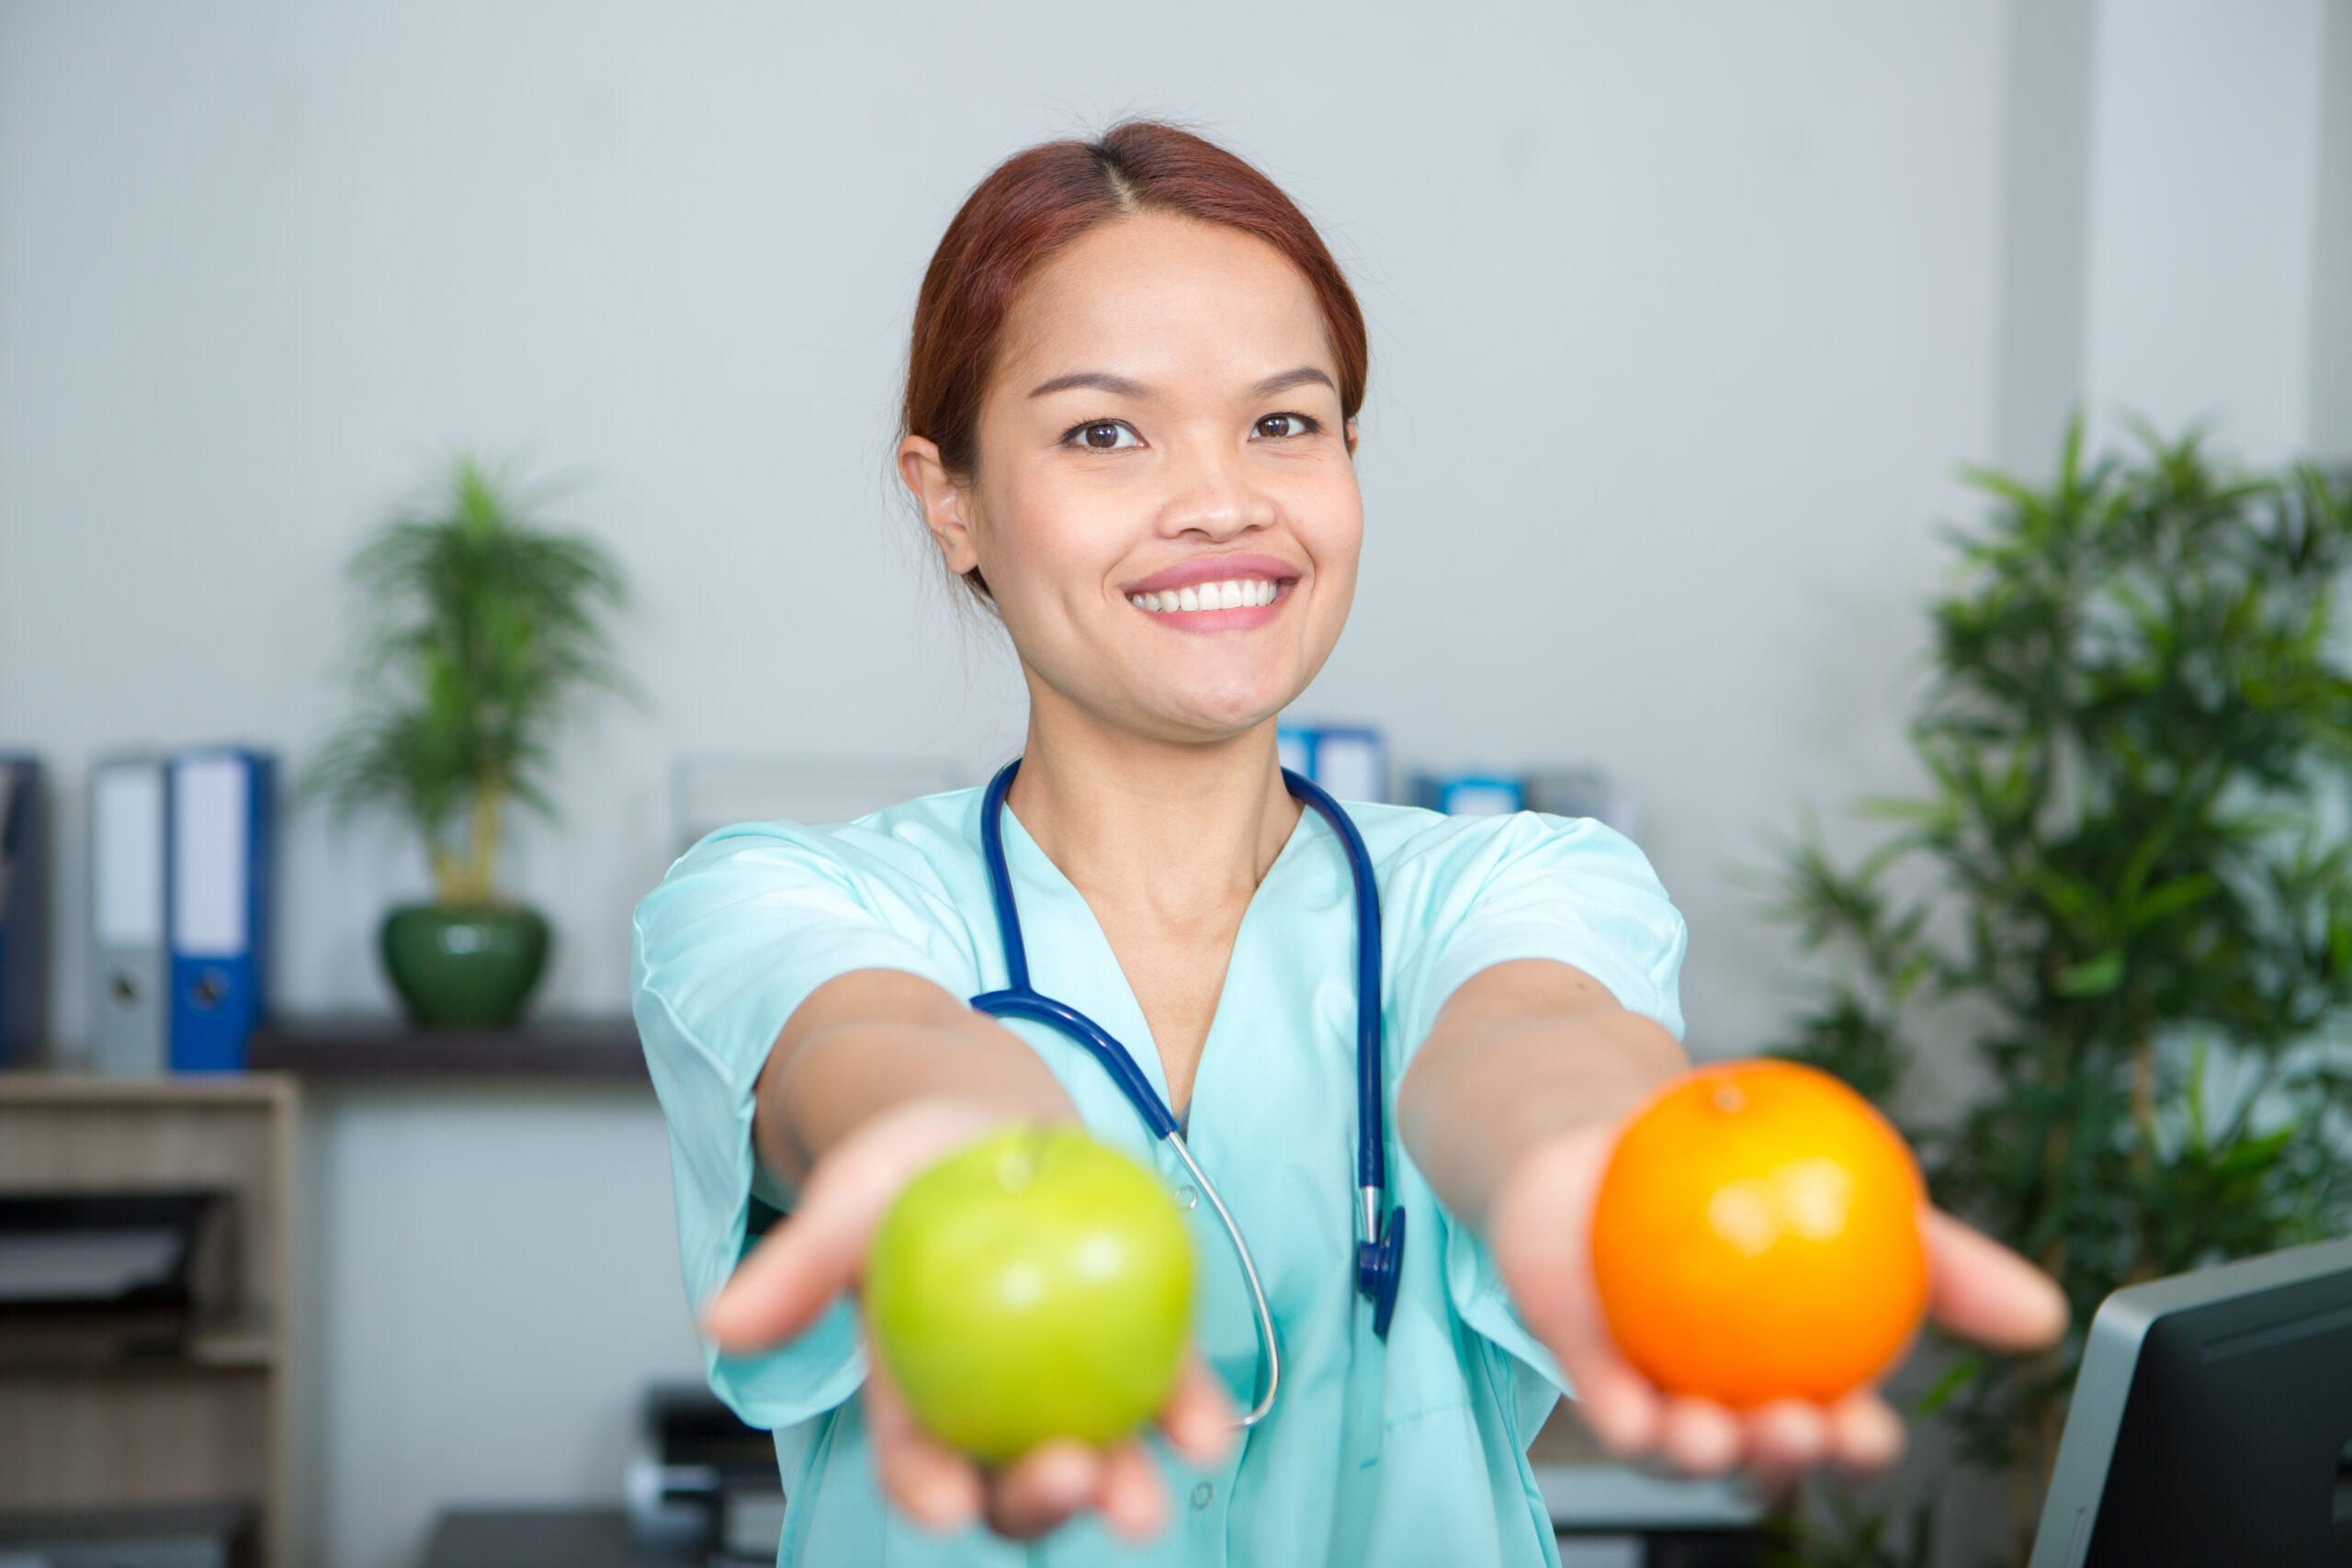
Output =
[
  {"x1": 248, "y1": 1015, "x2": 644, "y2": 1079},
  {"x1": 0, "y1": 1074, "x2": 300, "y2": 1568}
]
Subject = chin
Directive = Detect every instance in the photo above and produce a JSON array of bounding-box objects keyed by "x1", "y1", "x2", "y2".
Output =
[{"x1": 1147, "y1": 682, "x2": 1295, "y2": 741}]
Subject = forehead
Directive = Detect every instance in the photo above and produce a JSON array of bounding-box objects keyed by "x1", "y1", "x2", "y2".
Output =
[{"x1": 992, "y1": 211, "x2": 1336, "y2": 387}]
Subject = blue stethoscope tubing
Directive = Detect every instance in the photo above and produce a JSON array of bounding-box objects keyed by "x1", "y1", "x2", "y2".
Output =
[{"x1": 967, "y1": 758, "x2": 1408, "y2": 1429}]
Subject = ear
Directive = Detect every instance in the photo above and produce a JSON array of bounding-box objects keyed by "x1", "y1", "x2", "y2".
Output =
[
  {"x1": 897, "y1": 434, "x2": 980, "y2": 577},
  {"x1": 1344, "y1": 420, "x2": 1360, "y2": 459}
]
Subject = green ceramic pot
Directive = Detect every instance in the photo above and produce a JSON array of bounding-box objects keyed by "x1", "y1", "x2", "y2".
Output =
[{"x1": 379, "y1": 903, "x2": 550, "y2": 1028}]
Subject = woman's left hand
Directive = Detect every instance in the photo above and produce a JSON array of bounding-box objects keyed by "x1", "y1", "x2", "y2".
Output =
[{"x1": 1487, "y1": 1122, "x2": 2070, "y2": 1479}]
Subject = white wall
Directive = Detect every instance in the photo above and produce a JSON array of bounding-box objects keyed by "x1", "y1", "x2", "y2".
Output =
[
  {"x1": 2080, "y1": 0, "x2": 2331, "y2": 462},
  {"x1": 2312, "y1": 0, "x2": 2352, "y2": 463},
  {"x1": 4, "y1": 3, "x2": 2324, "y2": 1565},
  {"x1": 1992, "y1": 0, "x2": 2097, "y2": 471},
  {"x1": 300, "y1": 1085, "x2": 700, "y2": 1568},
  {"x1": 0, "y1": 1, "x2": 2011, "y2": 1055}
]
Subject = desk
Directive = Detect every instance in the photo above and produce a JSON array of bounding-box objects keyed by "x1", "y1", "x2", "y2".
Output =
[
  {"x1": 417, "y1": 1506, "x2": 1765, "y2": 1568},
  {"x1": 419, "y1": 1508, "x2": 691, "y2": 1568}
]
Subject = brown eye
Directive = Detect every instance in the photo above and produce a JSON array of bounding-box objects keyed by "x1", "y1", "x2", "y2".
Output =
[
  {"x1": 1071, "y1": 421, "x2": 1140, "y2": 451},
  {"x1": 1254, "y1": 413, "x2": 1312, "y2": 439}
]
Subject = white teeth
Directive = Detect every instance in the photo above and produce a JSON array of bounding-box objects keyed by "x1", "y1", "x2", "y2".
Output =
[{"x1": 1132, "y1": 579, "x2": 1281, "y2": 612}]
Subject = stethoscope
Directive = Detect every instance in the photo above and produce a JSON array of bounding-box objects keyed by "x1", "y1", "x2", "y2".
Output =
[{"x1": 968, "y1": 758, "x2": 1408, "y2": 1429}]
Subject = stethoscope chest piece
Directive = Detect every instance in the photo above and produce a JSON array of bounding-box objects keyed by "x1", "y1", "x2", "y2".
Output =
[{"x1": 1358, "y1": 1202, "x2": 1406, "y2": 1340}]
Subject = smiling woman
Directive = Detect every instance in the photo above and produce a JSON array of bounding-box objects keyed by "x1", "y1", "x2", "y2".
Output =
[
  {"x1": 630, "y1": 119, "x2": 2067, "y2": 1568},
  {"x1": 899, "y1": 207, "x2": 1363, "y2": 751}
]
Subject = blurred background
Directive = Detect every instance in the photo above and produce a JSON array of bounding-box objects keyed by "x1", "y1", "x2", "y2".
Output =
[{"x1": 2, "y1": 3, "x2": 2348, "y2": 1566}]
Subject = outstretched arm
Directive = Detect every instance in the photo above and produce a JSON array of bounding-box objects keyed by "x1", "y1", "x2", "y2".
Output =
[
  {"x1": 701, "y1": 968, "x2": 1231, "y2": 1540},
  {"x1": 741, "y1": 966, "x2": 1074, "y2": 1190},
  {"x1": 1398, "y1": 958, "x2": 2068, "y2": 1477}
]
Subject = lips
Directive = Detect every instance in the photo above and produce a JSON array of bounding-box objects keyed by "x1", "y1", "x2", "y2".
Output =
[{"x1": 1121, "y1": 553, "x2": 1299, "y2": 596}]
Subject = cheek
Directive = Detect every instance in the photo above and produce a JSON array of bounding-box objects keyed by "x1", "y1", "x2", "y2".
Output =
[
  {"x1": 971, "y1": 467, "x2": 1122, "y2": 613},
  {"x1": 1300, "y1": 475, "x2": 1365, "y2": 586}
]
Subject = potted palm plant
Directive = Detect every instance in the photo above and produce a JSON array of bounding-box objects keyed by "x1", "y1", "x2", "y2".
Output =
[
  {"x1": 313, "y1": 453, "x2": 629, "y2": 1027},
  {"x1": 1764, "y1": 421, "x2": 2352, "y2": 1563}
]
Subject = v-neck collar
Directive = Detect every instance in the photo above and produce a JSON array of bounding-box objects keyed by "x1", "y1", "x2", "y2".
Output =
[{"x1": 990, "y1": 797, "x2": 1328, "y2": 1128}]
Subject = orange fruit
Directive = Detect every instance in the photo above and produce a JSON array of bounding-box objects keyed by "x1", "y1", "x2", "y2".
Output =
[{"x1": 1589, "y1": 1059, "x2": 1928, "y2": 1408}]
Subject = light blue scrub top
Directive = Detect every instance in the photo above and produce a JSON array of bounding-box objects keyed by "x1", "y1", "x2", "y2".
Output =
[{"x1": 632, "y1": 786, "x2": 1686, "y2": 1568}]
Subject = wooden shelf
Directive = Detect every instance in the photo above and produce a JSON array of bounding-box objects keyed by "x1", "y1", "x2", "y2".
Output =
[
  {"x1": 189, "y1": 1308, "x2": 278, "y2": 1370},
  {"x1": 0, "y1": 1078, "x2": 297, "y2": 1567},
  {"x1": 247, "y1": 1016, "x2": 646, "y2": 1081},
  {"x1": 0, "y1": 1074, "x2": 295, "y2": 1106}
]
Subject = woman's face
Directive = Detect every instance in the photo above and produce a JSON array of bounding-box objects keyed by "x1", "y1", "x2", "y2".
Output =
[{"x1": 907, "y1": 211, "x2": 1362, "y2": 746}]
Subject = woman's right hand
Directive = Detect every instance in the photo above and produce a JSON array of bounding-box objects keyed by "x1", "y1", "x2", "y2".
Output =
[{"x1": 701, "y1": 1099, "x2": 1235, "y2": 1540}]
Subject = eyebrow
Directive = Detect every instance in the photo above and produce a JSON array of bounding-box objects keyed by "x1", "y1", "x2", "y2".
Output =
[
  {"x1": 1028, "y1": 371, "x2": 1148, "y2": 400},
  {"x1": 1024, "y1": 365, "x2": 1337, "y2": 400},
  {"x1": 1249, "y1": 366, "x2": 1335, "y2": 397}
]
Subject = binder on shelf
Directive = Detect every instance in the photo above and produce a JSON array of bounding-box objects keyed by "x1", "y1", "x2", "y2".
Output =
[
  {"x1": 1410, "y1": 772, "x2": 1526, "y2": 817},
  {"x1": 92, "y1": 754, "x2": 169, "y2": 1076},
  {"x1": 1275, "y1": 724, "x2": 1389, "y2": 804},
  {"x1": 0, "y1": 755, "x2": 47, "y2": 1067},
  {"x1": 166, "y1": 749, "x2": 275, "y2": 1074}
]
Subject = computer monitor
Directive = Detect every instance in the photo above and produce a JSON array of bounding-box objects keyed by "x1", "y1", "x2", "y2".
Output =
[{"x1": 2029, "y1": 1234, "x2": 2352, "y2": 1566}]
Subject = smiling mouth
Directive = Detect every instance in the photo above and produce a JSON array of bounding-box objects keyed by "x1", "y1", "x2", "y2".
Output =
[{"x1": 1127, "y1": 578, "x2": 1282, "y2": 613}]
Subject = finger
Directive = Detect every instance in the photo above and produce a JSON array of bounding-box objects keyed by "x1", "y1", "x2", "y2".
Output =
[
  {"x1": 1826, "y1": 1388, "x2": 1906, "y2": 1475},
  {"x1": 1158, "y1": 1354, "x2": 1237, "y2": 1467},
  {"x1": 1657, "y1": 1397, "x2": 1744, "y2": 1475},
  {"x1": 1743, "y1": 1398, "x2": 1828, "y2": 1478},
  {"x1": 986, "y1": 1438, "x2": 1100, "y2": 1540},
  {"x1": 1561, "y1": 1348, "x2": 1666, "y2": 1456},
  {"x1": 1095, "y1": 1438, "x2": 1170, "y2": 1542},
  {"x1": 1922, "y1": 1210, "x2": 2070, "y2": 1351},
  {"x1": 700, "y1": 1218, "x2": 843, "y2": 1353},
  {"x1": 1533, "y1": 1239, "x2": 1667, "y2": 1458},
  {"x1": 703, "y1": 1100, "x2": 1003, "y2": 1351},
  {"x1": 864, "y1": 1350, "x2": 982, "y2": 1531}
]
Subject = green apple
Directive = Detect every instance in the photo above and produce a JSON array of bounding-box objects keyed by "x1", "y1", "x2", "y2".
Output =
[{"x1": 864, "y1": 1123, "x2": 1193, "y2": 1462}]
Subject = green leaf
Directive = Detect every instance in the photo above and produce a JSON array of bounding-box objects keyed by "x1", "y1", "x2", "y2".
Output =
[
  {"x1": 2129, "y1": 874, "x2": 2222, "y2": 930},
  {"x1": 1913, "y1": 1355, "x2": 1980, "y2": 1418},
  {"x1": 2060, "y1": 949, "x2": 2135, "y2": 1001}
]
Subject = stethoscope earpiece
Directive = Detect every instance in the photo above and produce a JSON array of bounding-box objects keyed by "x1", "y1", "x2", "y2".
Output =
[{"x1": 968, "y1": 758, "x2": 1406, "y2": 1429}]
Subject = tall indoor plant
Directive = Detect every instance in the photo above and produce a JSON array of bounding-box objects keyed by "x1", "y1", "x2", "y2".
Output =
[
  {"x1": 1766, "y1": 422, "x2": 2352, "y2": 1563},
  {"x1": 313, "y1": 453, "x2": 628, "y2": 1026}
]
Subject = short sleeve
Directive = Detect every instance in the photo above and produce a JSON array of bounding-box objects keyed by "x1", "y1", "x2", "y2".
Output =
[
  {"x1": 1382, "y1": 811, "x2": 1690, "y2": 1414},
  {"x1": 1401, "y1": 812, "x2": 1686, "y2": 1047},
  {"x1": 630, "y1": 821, "x2": 965, "y2": 1430}
]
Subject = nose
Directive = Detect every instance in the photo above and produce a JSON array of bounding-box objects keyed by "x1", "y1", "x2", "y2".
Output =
[{"x1": 1155, "y1": 431, "x2": 1275, "y2": 542}]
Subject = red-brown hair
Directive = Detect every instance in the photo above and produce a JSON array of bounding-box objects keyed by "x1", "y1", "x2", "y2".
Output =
[{"x1": 903, "y1": 119, "x2": 1368, "y2": 497}]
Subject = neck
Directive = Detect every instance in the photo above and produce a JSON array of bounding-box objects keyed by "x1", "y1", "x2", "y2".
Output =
[{"x1": 1005, "y1": 682, "x2": 1300, "y2": 915}]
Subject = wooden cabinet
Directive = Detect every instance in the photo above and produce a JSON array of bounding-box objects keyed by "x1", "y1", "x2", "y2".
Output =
[{"x1": 0, "y1": 1074, "x2": 299, "y2": 1567}]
